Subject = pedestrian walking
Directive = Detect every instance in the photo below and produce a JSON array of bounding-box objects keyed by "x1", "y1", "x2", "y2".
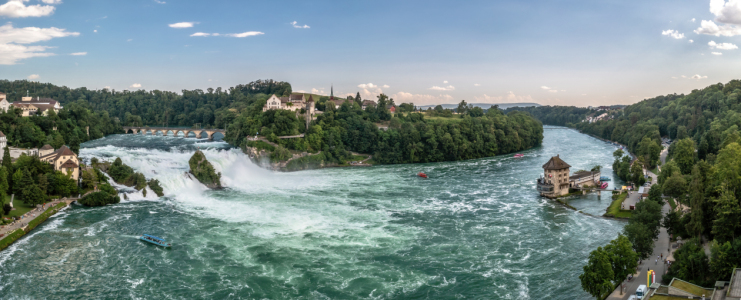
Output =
[{"x1": 655, "y1": 259, "x2": 657, "y2": 265}]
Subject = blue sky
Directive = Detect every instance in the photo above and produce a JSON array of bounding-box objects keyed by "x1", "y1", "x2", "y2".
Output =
[{"x1": 0, "y1": 0, "x2": 739, "y2": 106}]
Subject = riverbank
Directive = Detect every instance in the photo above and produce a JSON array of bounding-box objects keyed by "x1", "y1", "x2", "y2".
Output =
[{"x1": 0, "y1": 200, "x2": 73, "y2": 252}]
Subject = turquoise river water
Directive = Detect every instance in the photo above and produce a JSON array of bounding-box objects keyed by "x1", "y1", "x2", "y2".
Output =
[{"x1": 0, "y1": 126, "x2": 626, "y2": 299}]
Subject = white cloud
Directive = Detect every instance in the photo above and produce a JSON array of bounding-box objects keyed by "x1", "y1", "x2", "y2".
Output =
[
  {"x1": 691, "y1": 74, "x2": 708, "y2": 79},
  {"x1": 712, "y1": 51, "x2": 723, "y2": 55},
  {"x1": 358, "y1": 83, "x2": 378, "y2": 89},
  {"x1": 103, "y1": 86, "x2": 110, "y2": 90},
  {"x1": 0, "y1": 0, "x2": 55, "y2": 18},
  {"x1": 540, "y1": 86, "x2": 550, "y2": 90},
  {"x1": 692, "y1": 18, "x2": 696, "y2": 22},
  {"x1": 383, "y1": 84, "x2": 390, "y2": 88},
  {"x1": 661, "y1": 29, "x2": 685, "y2": 39},
  {"x1": 0, "y1": 23, "x2": 80, "y2": 65},
  {"x1": 194, "y1": 31, "x2": 262, "y2": 38},
  {"x1": 290, "y1": 21, "x2": 309, "y2": 29},
  {"x1": 392, "y1": 92, "x2": 454, "y2": 105},
  {"x1": 130, "y1": 83, "x2": 141, "y2": 88},
  {"x1": 541, "y1": 85, "x2": 560, "y2": 93},
  {"x1": 474, "y1": 83, "x2": 480, "y2": 86},
  {"x1": 226, "y1": 31, "x2": 263, "y2": 38},
  {"x1": 443, "y1": 80, "x2": 448, "y2": 84},
  {"x1": 689, "y1": 39, "x2": 694, "y2": 43},
  {"x1": 695, "y1": 20, "x2": 741, "y2": 36},
  {"x1": 41, "y1": 0, "x2": 62, "y2": 4},
  {"x1": 548, "y1": 90, "x2": 558, "y2": 93},
  {"x1": 430, "y1": 85, "x2": 455, "y2": 91},
  {"x1": 169, "y1": 22, "x2": 197, "y2": 28},
  {"x1": 93, "y1": 29, "x2": 97, "y2": 33},
  {"x1": 153, "y1": 0, "x2": 165, "y2": 3},
  {"x1": 709, "y1": 40, "x2": 738, "y2": 49},
  {"x1": 127, "y1": 38, "x2": 132, "y2": 42},
  {"x1": 311, "y1": 88, "x2": 326, "y2": 95},
  {"x1": 473, "y1": 91, "x2": 535, "y2": 103},
  {"x1": 710, "y1": 0, "x2": 741, "y2": 25},
  {"x1": 28, "y1": 74, "x2": 39, "y2": 80},
  {"x1": 70, "y1": 51, "x2": 86, "y2": 55}
]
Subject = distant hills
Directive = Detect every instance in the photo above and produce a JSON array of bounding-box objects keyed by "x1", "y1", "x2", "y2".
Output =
[{"x1": 417, "y1": 102, "x2": 541, "y2": 110}]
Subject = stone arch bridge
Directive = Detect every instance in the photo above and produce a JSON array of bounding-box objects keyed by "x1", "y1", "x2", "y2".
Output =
[{"x1": 122, "y1": 127, "x2": 225, "y2": 140}]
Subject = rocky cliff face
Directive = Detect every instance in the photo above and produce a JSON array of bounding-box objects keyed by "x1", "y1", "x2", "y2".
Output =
[{"x1": 188, "y1": 150, "x2": 222, "y2": 189}]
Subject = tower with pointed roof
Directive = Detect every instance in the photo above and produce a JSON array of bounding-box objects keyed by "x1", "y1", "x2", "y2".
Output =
[
  {"x1": 330, "y1": 84, "x2": 334, "y2": 101},
  {"x1": 537, "y1": 154, "x2": 572, "y2": 197}
]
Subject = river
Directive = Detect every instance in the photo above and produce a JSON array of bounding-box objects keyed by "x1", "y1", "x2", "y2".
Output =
[{"x1": 0, "y1": 126, "x2": 626, "y2": 299}]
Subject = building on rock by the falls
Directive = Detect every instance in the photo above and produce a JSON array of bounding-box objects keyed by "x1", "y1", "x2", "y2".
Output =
[
  {"x1": 537, "y1": 155, "x2": 571, "y2": 197},
  {"x1": 40, "y1": 145, "x2": 80, "y2": 180},
  {"x1": 262, "y1": 94, "x2": 315, "y2": 115}
]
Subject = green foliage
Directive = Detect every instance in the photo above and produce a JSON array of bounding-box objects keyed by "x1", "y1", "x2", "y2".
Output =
[
  {"x1": 99, "y1": 183, "x2": 117, "y2": 196},
  {"x1": 663, "y1": 171, "x2": 687, "y2": 200},
  {"x1": 709, "y1": 239, "x2": 741, "y2": 281},
  {"x1": 579, "y1": 246, "x2": 614, "y2": 299},
  {"x1": 246, "y1": 140, "x2": 275, "y2": 152},
  {"x1": 0, "y1": 229, "x2": 25, "y2": 252},
  {"x1": 270, "y1": 146, "x2": 292, "y2": 162},
  {"x1": 107, "y1": 157, "x2": 148, "y2": 190},
  {"x1": 188, "y1": 150, "x2": 221, "y2": 188},
  {"x1": 78, "y1": 191, "x2": 121, "y2": 207},
  {"x1": 147, "y1": 179, "x2": 164, "y2": 197},
  {"x1": 604, "y1": 234, "x2": 639, "y2": 289},
  {"x1": 664, "y1": 239, "x2": 711, "y2": 286},
  {"x1": 712, "y1": 190, "x2": 741, "y2": 243},
  {"x1": 505, "y1": 105, "x2": 594, "y2": 126},
  {"x1": 673, "y1": 138, "x2": 697, "y2": 174},
  {"x1": 623, "y1": 222, "x2": 654, "y2": 260}
]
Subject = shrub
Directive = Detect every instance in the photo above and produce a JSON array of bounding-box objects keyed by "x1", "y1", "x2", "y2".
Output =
[{"x1": 78, "y1": 191, "x2": 120, "y2": 207}]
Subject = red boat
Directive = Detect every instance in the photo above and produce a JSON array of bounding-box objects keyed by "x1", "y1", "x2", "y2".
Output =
[
  {"x1": 514, "y1": 154, "x2": 524, "y2": 158},
  {"x1": 417, "y1": 172, "x2": 428, "y2": 178},
  {"x1": 601, "y1": 182, "x2": 609, "y2": 189}
]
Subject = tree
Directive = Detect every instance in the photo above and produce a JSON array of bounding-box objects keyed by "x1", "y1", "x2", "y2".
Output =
[
  {"x1": 22, "y1": 184, "x2": 46, "y2": 206},
  {"x1": 11, "y1": 168, "x2": 23, "y2": 196},
  {"x1": 674, "y1": 138, "x2": 696, "y2": 174},
  {"x1": 710, "y1": 239, "x2": 741, "y2": 281},
  {"x1": 580, "y1": 247, "x2": 615, "y2": 299},
  {"x1": 604, "y1": 234, "x2": 638, "y2": 295},
  {"x1": 0, "y1": 166, "x2": 8, "y2": 196},
  {"x1": 2, "y1": 147, "x2": 10, "y2": 189},
  {"x1": 664, "y1": 239, "x2": 710, "y2": 286},
  {"x1": 354, "y1": 92, "x2": 362, "y2": 105},
  {"x1": 663, "y1": 210, "x2": 684, "y2": 238},
  {"x1": 647, "y1": 184, "x2": 663, "y2": 205},
  {"x1": 457, "y1": 100, "x2": 468, "y2": 115},
  {"x1": 663, "y1": 171, "x2": 687, "y2": 200},
  {"x1": 712, "y1": 190, "x2": 741, "y2": 243},
  {"x1": 623, "y1": 222, "x2": 654, "y2": 260},
  {"x1": 632, "y1": 200, "x2": 663, "y2": 239},
  {"x1": 630, "y1": 161, "x2": 646, "y2": 186},
  {"x1": 686, "y1": 166, "x2": 705, "y2": 239}
]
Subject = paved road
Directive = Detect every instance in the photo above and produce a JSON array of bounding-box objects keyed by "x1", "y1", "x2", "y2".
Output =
[{"x1": 606, "y1": 168, "x2": 668, "y2": 299}]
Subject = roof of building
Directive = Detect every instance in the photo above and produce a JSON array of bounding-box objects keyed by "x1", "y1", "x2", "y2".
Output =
[
  {"x1": 362, "y1": 100, "x2": 376, "y2": 106},
  {"x1": 279, "y1": 97, "x2": 289, "y2": 103},
  {"x1": 543, "y1": 155, "x2": 571, "y2": 170},
  {"x1": 40, "y1": 144, "x2": 53, "y2": 150},
  {"x1": 0, "y1": 131, "x2": 5, "y2": 138},
  {"x1": 59, "y1": 159, "x2": 79, "y2": 169},
  {"x1": 307, "y1": 95, "x2": 314, "y2": 102},
  {"x1": 41, "y1": 145, "x2": 76, "y2": 161},
  {"x1": 569, "y1": 170, "x2": 595, "y2": 180},
  {"x1": 289, "y1": 94, "x2": 304, "y2": 101}
]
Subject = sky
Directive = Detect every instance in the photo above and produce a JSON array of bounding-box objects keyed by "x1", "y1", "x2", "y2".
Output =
[{"x1": 0, "y1": 0, "x2": 739, "y2": 106}]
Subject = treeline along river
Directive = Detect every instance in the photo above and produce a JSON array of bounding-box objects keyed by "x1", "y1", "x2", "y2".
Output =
[{"x1": 0, "y1": 126, "x2": 626, "y2": 299}]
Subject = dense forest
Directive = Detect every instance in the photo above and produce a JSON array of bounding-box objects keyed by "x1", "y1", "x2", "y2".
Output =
[
  {"x1": 225, "y1": 94, "x2": 544, "y2": 165},
  {"x1": 577, "y1": 80, "x2": 741, "y2": 296}
]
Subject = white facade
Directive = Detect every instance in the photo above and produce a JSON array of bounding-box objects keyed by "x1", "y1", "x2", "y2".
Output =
[{"x1": 0, "y1": 93, "x2": 8, "y2": 113}]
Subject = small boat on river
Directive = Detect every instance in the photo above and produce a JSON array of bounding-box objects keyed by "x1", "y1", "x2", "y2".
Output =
[
  {"x1": 600, "y1": 176, "x2": 611, "y2": 181},
  {"x1": 600, "y1": 182, "x2": 609, "y2": 189},
  {"x1": 417, "y1": 172, "x2": 428, "y2": 178},
  {"x1": 513, "y1": 154, "x2": 524, "y2": 158},
  {"x1": 140, "y1": 234, "x2": 171, "y2": 247}
]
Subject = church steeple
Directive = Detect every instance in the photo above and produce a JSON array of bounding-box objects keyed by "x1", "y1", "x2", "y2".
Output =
[{"x1": 330, "y1": 84, "x2": 334, "y2": 100}]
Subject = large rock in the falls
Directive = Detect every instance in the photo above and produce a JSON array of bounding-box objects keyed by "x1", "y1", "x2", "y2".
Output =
[{"x1": 188, "y1": 150, "x2": 222, "y2": 189}]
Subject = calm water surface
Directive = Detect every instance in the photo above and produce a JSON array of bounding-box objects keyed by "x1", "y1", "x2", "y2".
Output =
[{"x1": 0, "y1": 126, "x2": 626, "y2": 299}]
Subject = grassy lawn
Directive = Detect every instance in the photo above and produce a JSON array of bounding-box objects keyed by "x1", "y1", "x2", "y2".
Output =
[
  {"x1": 650, "y1": 167, "x2": 659, "y2": 175},
  {"x1": 604, "y1": 192, "x2": 633, "y2": 218},
  {"x1": 2, "y1": 195, "x2": 34, "y2": 219},
  {"x1": 670, "y1": 280, "x2": 711, "y2": 297}
]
